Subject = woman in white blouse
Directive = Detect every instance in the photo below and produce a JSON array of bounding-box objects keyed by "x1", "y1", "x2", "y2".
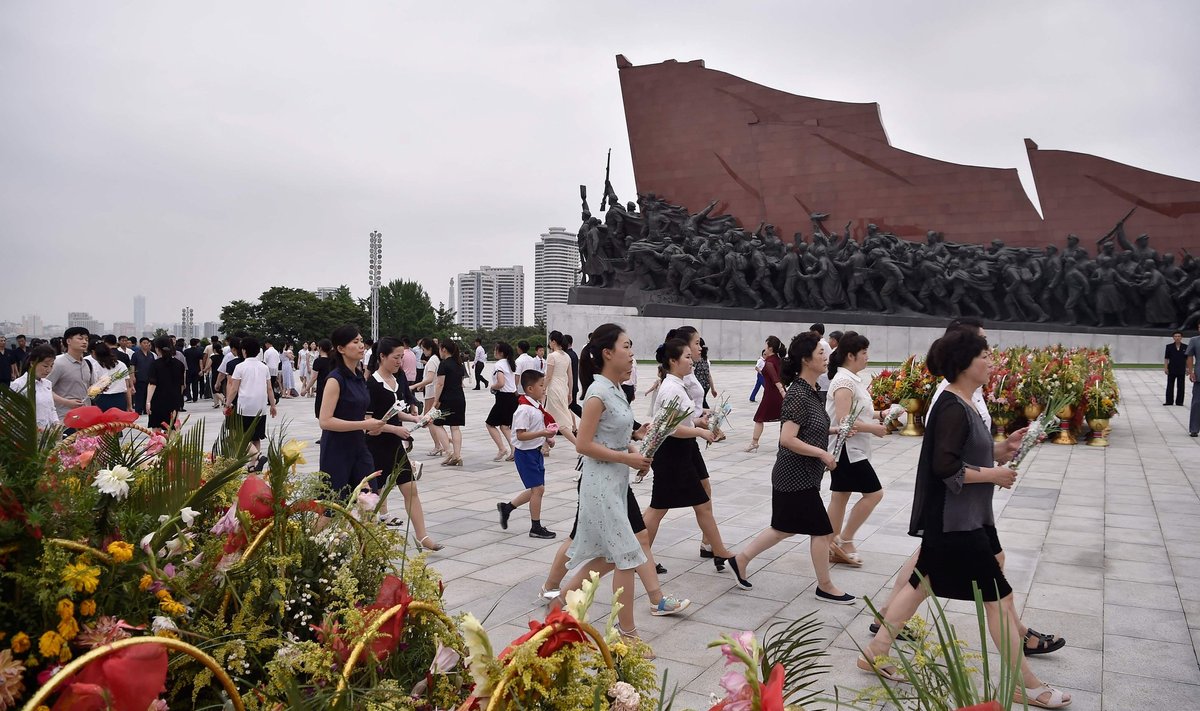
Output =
[
  {"x1": 11, "y1": 345, "x2": 59, "y2": 428},
  {"x1": 641, "y1": 337, "x2": 734, "y2": 571},
  {"x1": 413, "y1": 337, "x2": 448, "y2": 457},
  {"x1": 824, "y1": 331, "x2": 890, "y2": 567}
]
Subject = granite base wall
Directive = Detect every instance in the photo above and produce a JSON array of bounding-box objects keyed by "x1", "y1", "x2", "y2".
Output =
[{"x1": 546, "y1": 303, "x2": 1167, "y2": 364}]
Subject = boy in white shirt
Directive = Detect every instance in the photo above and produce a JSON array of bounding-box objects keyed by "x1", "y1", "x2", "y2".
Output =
[
  {"x1": 496, "y1": 370, "x2": 557, "y2": 539},
  {"x1": 513, "y1": 340, "x2": 537, "y2": 394},
  {"x1": 227, "y1": 336, "x2": 277, "y2": 460}
]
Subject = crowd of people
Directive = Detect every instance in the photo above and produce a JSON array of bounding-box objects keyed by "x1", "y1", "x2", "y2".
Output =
[{"x1": 14, "y1": 316, "x2": 1200, "y2": 709}]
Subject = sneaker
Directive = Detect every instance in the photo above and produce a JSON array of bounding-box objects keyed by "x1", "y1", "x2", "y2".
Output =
[
  {"x1": 655, "y1": 563, "x2": 667, "y2": 575},
  {"x1": 815, "y1": 587, "x2": 856, "y2": 605},
  {"x1": 497, "y1": 502, "x2": 513, "y2": 530},
  {"x1": 529, "y1": 526, "x2": 556, "y2": 539},
  {"x1": 649, "y1": 594, "x2": 691, "y2": 616}
]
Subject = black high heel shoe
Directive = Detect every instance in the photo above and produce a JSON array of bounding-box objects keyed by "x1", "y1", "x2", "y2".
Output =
[
  {"x1": 720, "y1": 556, "x2": 753, "y2": 590},
  {"x1": 711, "y1": 554, "x2": 726, "y2": 572}
]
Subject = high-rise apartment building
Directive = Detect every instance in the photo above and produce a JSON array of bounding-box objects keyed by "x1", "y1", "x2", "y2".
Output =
[
  {"x1": 21, "y1": 314, "x2": 43, "y2": 338},
  {"x1": 133, "y1": 295, "x2": 146, "y2": 336},
  {"x1": 455, "y1": 271, "x2": 499, "y2": 330},
  {"x1": 112, "y1": 322, "x2": 135, "y2": 337},
  {"x1": 203, "y1": 322, "x2": 222, "y2": 338},
  {"x1": 68, "y1": 311, "x2": 103, "y2": 334},
  {"x1": 534, "y1": 227, "x2": 580, "y2": 325},
  {"x1": 314, "y1": 287, "x2": 338, "y2": 300},
  {"x1": 455, "y1": 265, "x2": 524, "y2": 329}
]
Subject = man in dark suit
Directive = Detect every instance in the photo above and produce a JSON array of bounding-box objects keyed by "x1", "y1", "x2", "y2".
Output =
[{"x1": 1165, "y1": 330, "x2": 1189, "y2": 406}]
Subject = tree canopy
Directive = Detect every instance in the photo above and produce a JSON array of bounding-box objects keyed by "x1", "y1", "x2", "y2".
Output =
[{"x1": 219, "y1": 286, "x2": 367, "y2": 344}]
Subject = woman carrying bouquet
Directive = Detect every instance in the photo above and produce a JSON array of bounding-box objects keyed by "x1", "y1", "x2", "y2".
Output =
[
  {"x1": 559, "y1": 324, "x2": 689, "y2": 644},
  {"x1": 745, "y1": 336, "x2": 784, "y2": 452},
  {"x1": 858, "y1": 328, "x2": 1071, "y2": 709},
  {"x1": 319, "y1": 325, "x2": 386, "y2": 503},
  {"x1": 641, "y1": 336, "x2": 734, "y2": 571},
  {"x1": 484, "y1": 341, "x2": 519, "y2": 462},
  {"x1": 824, "y1": 331, "x2": 890, "y2": 567},
  {"x1": 727, "y1": 332, "x2": 855, "y2": 604},
  {"x1": 366, "y1": 337, "x2": 440, "y2": 550}
]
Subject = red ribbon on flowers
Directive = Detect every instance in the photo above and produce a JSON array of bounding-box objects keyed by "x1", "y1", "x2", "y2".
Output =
[
  {"x1": 500, "y1": 609, "x2": 584, "y2": 659},
  {"x1": 62, "y1": 406, "x2": 138, "y2": 431},
  {"x1": 50, "y1": 642, "x2": 168, "y2": 711}
]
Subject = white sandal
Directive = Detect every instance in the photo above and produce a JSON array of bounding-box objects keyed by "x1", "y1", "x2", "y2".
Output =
[
  {"x1": 616, "y1": 625, "x2": 656, "y2": 660},
  {"x1": 1015, "y1": 684, "x2": 1071, "y2": 709}
]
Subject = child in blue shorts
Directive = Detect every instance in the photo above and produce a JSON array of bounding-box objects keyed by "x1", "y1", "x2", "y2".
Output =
[{"x1": 497, "y1": 370, "x2": 558, "y2": 539}]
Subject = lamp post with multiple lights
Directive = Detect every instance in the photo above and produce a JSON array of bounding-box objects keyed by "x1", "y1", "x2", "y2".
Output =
[{"x1": 369, "y1": 231, "x2": 382, "y2": 341}]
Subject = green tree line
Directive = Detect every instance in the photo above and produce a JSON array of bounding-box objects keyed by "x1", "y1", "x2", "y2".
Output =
[{"x1": 218, "y1": 280, "x2": 548, "y2": 349}]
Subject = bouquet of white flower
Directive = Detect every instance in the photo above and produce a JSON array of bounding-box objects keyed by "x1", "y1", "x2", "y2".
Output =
[
  {"x1": 881, "y1": 403, "x2": 907, "y2": 429},
  {"x1": 417, "y1": 408, "x2": 447, "y2": 427},
  {"x1": 639, "y1": 396, "x2": 692, "y2": 458},
  {"x1": 1010, "y1": 392, "x2": 1070, "y2": 469},
  {"x1": 87, "y1": 369, "x2": 130, "y2": 399},
  {"x1": 829, "y1": 400, "x2": 866, "y2": 465},
  {"x1": 706, "y1": 394, "x2": 733, "y2": 448}
]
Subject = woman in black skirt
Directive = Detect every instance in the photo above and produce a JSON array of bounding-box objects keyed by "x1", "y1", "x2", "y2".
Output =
[
  {"x1": 727, "y1": 331, "x2": 855, "y2": 605},
  {"x1": 366, "y1": 337, "x2": 441, "y2": 550},
  {"x1": 641, "y1": 337, "x2": 734, "y2": 569},
  {"x1": 857, "y1": 329, "x2": 1070, "y2": 709},
  {"x1": 485, "y1": 341, "x2": 519, "y2": 462},
  {"x1": 824, "y1": 332, "x2": 891, "y2": 567},
  {"x1": 433, "y1": 340, "x2": 466, "y2": 466}
]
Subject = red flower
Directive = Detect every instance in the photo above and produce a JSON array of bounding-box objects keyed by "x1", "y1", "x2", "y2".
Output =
[
  {"x1": 501, "y1": 609, "x2": 585, "y2": 659},
  {"x1": 237, "y1": 475, "x2": 276, "y2": 520},
  {"x1": 361, "y1": 575, "x2": 413, "y2": 662},
  {"x1": 222, "y1": 531, "x2": 247, "y2": 554},
  {"x1": 957, "y1": 703, "x2": 1003, "y2": 711},
  {"x1": 62, "y1": 406, "x2": 138, "y2": 431},
  {"x1": 760, "y1": 663, "x2": 786, "y2": 711},
  {"x1": 51, "y1": 642, "x2": 168, "y2": 711}
]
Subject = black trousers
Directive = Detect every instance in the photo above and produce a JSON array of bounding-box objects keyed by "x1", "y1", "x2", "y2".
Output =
[
  {"x1": 474, "y1": 361, "x2": 487, "y2": 389},
  {"x1": 187, "y1": 372, "x2": 200, "y2": 401},
  {"x1": 1167, "y1": 372, "x2": 1186, "y2": 405},
  {"x1": 134, "y1": 381, "x2": 149, "y2": 414}
]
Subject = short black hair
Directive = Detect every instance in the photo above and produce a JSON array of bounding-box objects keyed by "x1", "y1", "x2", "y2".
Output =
[
  {"x1": 520, "y1": 368, "x2": 545, "y2": 390},
  {"x1": 241, "y1": 336, "x2": 262, "y2": 358},
  {"x1": 946, "y1": 317, "x2": 984, "y2": 335},
  {"x1": 809, "y1": 323, "x2": 825, "y2": 336},
  {"x1": 517, "y1": 340, "x2": 530, "y2": 353},
  {"x1": 1174, "y1": 330, "x2": 1183, "y2": 336},
  {"x1": 16, "y1": 334, "x2": 25, "y2": 340},
  {"x1": 139, "y1": 337, "x2": 151, "y2": 344},
  {"x1": 64, "y1": 326, "x2": 90, "y2": 339},
  {"x1": 829, "y1": 330, "x2": 844, "y2": 343},
  {"x1": 102, "y1": 334, "x2": 118, "y2": 346},
  {"x1": 927, "y1": 329, "x2": 989, "y2": 383}
]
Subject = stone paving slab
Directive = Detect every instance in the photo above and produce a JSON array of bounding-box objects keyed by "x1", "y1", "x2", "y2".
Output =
[{"x1": 181, "y1": 364, "x2": 1200, "y2": 709}]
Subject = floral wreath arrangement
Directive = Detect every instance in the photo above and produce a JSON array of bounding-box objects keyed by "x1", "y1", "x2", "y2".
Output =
[{"x1": 0, "y1": 385, "x2": 467, "y2": 710}]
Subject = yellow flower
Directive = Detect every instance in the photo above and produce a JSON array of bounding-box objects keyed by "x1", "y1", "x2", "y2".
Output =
[
  {"x1": 155, "y1": 629, "x2": 179, "y2": 639},
  {"x1": 38, "y1": 631, "x2": 64, "y2": 658},
  {"x1": 61, "y1": 562, "x2": 101, "y2": 594},
  {"x1": 80, "y1": 599, "x2": 96, "y2": 617},
  {"x1": 159, "y1": 599, "x2": 187, "y2": 616},
  {"x1": 155, "y1": 589, "x2": 171, "y2": 601},
  {"x1": 56, "y1": 599, "x2": 74, "y2": 620},
  {"x1": 139, "y1": 574, "x2": 153, "y2": 591},
  {"x1": 611, "y1": 641, "x2": 629, "y2": 657},
  {"x1": 106, "y1": 540, "x2": 134, "y2": 563},
  {"x1": 11, "y1": 632, "x2": 30, "y2": 654},
  {"x1": 59, "y1": 645, "x2": 72, "y2": 663},
  {"x1": 57, "y1": 616, "x2": 80, "y2": 641},
  {"x1": 282, "y1": 439, "x2": 308, "y2": 466}
]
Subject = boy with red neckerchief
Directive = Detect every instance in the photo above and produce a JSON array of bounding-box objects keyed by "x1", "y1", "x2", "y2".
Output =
[{"x1": 497, "y1": 370, "x2": 558, "y2": 539}]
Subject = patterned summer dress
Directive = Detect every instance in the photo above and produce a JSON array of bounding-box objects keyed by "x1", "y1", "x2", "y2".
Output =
[{"x1": 566, "y1": 374, "x2": 647, "y2": 571}]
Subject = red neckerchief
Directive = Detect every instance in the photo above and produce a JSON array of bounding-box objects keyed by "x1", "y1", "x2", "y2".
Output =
[{"x1": 518, "y1": 395, "x2": 556, "y2": 428}]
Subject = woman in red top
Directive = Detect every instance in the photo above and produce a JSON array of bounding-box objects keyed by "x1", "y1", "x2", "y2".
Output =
[{"x1": 746, "y1": 336, "x2": 784, "y2": 452}]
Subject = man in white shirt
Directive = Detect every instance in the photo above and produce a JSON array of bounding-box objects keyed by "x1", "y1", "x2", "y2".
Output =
[
  {"x1": 472, "y1": 338, "x2": 488, "y2": 390},
  {"x1": 260, "y1": 339, "x2": 282, "y2": 396},
  {"x1": 227, "y1": 336, "x2": 277, "y2": 456},
  {"x1": 514, "y1": 340, "x2": 537, "y2": 394}
]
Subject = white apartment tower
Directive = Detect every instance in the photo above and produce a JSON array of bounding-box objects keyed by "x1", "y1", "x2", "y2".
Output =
[
  {"x1": 534, "y1": 227, "x2": 579, "y2": 324},
  {"x1": 455, "y1": 265, "x2": 524, "y2": 329},
  {"x1": 133, "y1": 295, "x2": 146, "y2": 336}
]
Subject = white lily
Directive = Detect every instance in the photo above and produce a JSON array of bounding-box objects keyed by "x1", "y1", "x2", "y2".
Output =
[
  {"x1": 460, "y1": 612, "x2": 495, "y2": 696},
  {"x1": 179, "y1": 507, "x2": 199, "y2": 527},
  {"x1": 93, "y1": 465, "x2": 134, "y2": 500}
]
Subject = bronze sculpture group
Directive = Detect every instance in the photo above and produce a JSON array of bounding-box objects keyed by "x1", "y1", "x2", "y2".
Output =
[{"x1": 576, "y1": 189, "x2": 1200, "y2": 329}]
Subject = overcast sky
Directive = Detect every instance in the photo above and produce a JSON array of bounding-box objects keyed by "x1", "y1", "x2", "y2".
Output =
[{"x1": 2, "y1": 0, "x2": 1197, "y2": 331}]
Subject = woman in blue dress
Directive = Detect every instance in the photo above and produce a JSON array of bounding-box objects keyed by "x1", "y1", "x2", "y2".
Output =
[
  {"x1": 318, "y1": 325, "x2": 385, "y2": 505},
  {"x1": 557, "y1": 324, "x2": 663, "y2": 642}
]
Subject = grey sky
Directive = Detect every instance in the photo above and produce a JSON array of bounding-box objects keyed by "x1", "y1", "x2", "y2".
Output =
[{"x1": 2, "y1": 1, "x2": 1197, "y2": 331}]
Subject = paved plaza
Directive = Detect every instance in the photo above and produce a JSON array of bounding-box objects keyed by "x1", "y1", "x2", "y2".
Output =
[{"x1": 189, "y1": 365, "x2": 1200, "y2": 710}]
